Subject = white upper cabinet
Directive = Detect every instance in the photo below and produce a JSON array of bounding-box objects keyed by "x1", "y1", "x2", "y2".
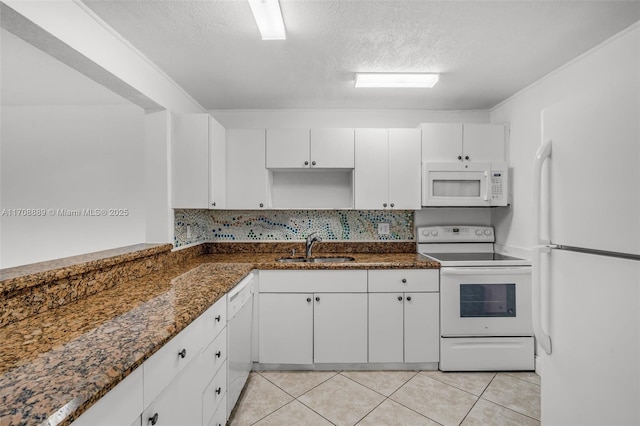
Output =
[
  {"x1": 421, "y1": 123, "x2": 505, "y2": 163},
  {"x1": 462, "y1": 124, "x2": 506, "y2": 163},
  {"x1": 266, "y1": 128, "x2": 354, "y2": 169},
  {"x1": 355, "y1": 128, "x2": 421, "y2": 210},
  {"x1": 208, "y1": 118, "x2": 226, "y2": 209},
  {"x1": 266, "y1": 129, "x2": 309, "y2": 168},
  {"x1": 310, "y1": 128, "x2": 355, "y2": 168},
  {"x1": 388, "y1": 129, "x2": 422, "y2": 210},
  {"x1": 171, "y1": 114, "x2": 226, "y2": 209},
  {"x1": 226, "y1": 129, "x2": 268, "y2": 209}
]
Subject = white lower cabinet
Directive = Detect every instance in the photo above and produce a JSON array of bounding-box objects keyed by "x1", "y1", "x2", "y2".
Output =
[
  {"x1": 142, "y1": 352, "x2": 203, "y2": 426},
  {"x1": 368, "y1": 270, "x2": 440, "y2": 364},
  {"x1": 369, "y1": 292, "x2": 439, "y2": 363},
  {"x1": 313, "y1": 293, "x2": 367, "y2": 363},
  {"x1": 259, "y1": 270, "x2": 368, "y2": 365},
  {"x1": 73, "y1": 367, "x2": 143, "y2": 426},
  {"x1": 259, "y1": 293, "x2": 313, "y2": 364},
  {"x1": 259, "y1": 292, "x2": 368, "y2": 365}
]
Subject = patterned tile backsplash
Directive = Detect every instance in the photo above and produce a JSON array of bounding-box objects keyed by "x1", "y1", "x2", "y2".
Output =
[{"x1": 174, "y1": 210, "x2": 415, "y2": 248}]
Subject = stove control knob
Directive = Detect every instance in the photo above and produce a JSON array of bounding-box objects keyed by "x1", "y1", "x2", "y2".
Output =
[
  {"x1": 430, "y1": 230, "x2": 438, "y2": 236},
  {"x1": 484, "y1": 229, "x2": 492, "y2": 236},
  {"x1": 475, "y1": 229, "x2": 483, "y2": 236}
]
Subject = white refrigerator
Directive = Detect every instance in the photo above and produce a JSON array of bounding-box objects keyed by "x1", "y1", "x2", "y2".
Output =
[{"x1": 533, "y1": 71, "x2": 640, "y2": 424}]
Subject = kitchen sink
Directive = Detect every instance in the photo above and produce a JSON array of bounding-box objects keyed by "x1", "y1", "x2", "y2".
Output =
[{"x1": 276, "y1": 256, "x2": 356, "y2": 263}]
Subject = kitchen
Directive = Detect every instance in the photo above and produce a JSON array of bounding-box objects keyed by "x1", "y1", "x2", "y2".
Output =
[{"x1": 1, "y1": 1, "x2": 639, "y2": 425}]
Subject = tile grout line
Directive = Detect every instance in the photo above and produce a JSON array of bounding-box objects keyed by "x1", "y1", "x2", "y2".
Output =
[
  {"x1": 478, "y1": 373, "x2": 541, "y2": 423},
  {"x1": 256, "y1": 370, "x2": 339, "y2": 425}
]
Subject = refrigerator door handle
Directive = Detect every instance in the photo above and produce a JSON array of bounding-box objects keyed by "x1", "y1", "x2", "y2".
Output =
[
  {"x1": 533, "y1": 138, "x2": 552, "y2": 246},
  {"x1": 532, "y1": 137, "x2": 553, "y2": 354},
  {"x1": 533, "y1": 246, "x2": 552, "y2": 354}
]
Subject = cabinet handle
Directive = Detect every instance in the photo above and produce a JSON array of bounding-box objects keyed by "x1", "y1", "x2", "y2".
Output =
[
  {"x1": 390, "y1": 203, "x2": 395, "y2": 208},
  {"x1": 406, "y1": 296, "x2": 412, "y2": 301},
  {"x1": 215, "y1": 387, "x2": 222, "y2": 395},
  {"x1": 402, "y1": 278, "x2": 407, "y2": 283},
  {"x1": 383, "y1": 203, "x2": 388, "y2": 208},
  {"x1": 315, "y1": 296, "x2": 320, "y2": 302},
  {"x1": 149, "y1": 413, "x2": 159, "y2": 425},
  {"x1": 397, "y1": 296, "x2": 403, "y2": 301},
  {"x1": 457, "y1": 155, "x2": 462, "y2": 160},
  {"x1": 215, "y1": 351, "x2": 221, "y2": 358},
  {"x1": 178, "y1": 348, "x2": 187, "y2": 359},
  {"x1": 211, "y1": 202, "x2": 216, "y2": 207},
  {"x1": 306, "y1": 297, "x2": 312, "y2": 302},
  {"x1": 304, "y1": 160, "x2": 309, "y2": 165},
  {"x1": 259, "y1": 203, "x2": 264, "y2": 208},
  {"x1": 311, "y1": 160, "x2": 316, "y2": 166},
  {"x1": 465, "y1": 155, "x2": 470, "y2": 161},
  {"x1": 215, "y1": 315, "x2": 221, "y2": 322}
]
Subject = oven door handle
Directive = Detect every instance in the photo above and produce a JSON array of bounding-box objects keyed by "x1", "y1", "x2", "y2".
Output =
[{"x1": 440, "y1": 267, "x2": 531, "y2": 276}]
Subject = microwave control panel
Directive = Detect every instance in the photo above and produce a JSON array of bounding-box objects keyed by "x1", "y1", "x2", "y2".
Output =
[
  {"x1": 491, "y1": 172, "x2": 504, "y2": 201},
  {"x1": 489, "y1": 165, "x2": 508, "y2": 205}
]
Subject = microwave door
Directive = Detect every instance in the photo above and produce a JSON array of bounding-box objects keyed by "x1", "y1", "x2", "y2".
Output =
[{"x1": 424, "y1": 170, "x2": 490, "y2": 206}]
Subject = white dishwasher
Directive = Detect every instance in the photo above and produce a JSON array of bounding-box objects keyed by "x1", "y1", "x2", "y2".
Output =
[{"x1": 227, "y1": 272, "x2": 254, "y2": 416}]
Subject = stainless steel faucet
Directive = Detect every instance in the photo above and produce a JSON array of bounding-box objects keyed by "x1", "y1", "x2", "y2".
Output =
[{"x1": 305, "y1": 232, "x2": 322, "y2": 258}]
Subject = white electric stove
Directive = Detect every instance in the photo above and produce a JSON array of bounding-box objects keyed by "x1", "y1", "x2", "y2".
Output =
[{"x1": 418, "y1": 226, "x2": 535, "y2": 371}]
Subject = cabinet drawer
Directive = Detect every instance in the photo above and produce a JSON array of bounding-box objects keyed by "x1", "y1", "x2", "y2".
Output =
[
  {"x1": 207, "y1": 396, "x2": 227, "y2": 426},
  {"x1": 260, "y1": 270, "x2": 367, "y2": 293},
  {"x1": 202, "y1": 296, "x2": 227, "y2": 347},
  {"x1": 368, "y1": 269, "x2": 439, "y2": 292},
  {"x1": 202, "y1": 327, "x2": 227, "y2": 379},
  {"x1": 202, "y1": 361, "x2": 227, "y2": 426},
  {"x1": 143, "y1": 316, "x2": 204, "y2": 407}
]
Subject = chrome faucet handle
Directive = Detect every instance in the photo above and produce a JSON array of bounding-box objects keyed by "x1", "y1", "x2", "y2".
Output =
[{"x1": 305, "y1": 232, "x2": 322, "y2": 258}]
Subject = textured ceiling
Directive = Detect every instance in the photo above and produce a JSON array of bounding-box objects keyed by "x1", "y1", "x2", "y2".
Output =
[{"x1": 76, "y1": 1, "x2": 640, "y2": 110}]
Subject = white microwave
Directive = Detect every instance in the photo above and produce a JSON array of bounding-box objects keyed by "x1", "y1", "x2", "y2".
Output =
[{"x1": 422, "y1": 162, "x2": 509, "y2": 207}]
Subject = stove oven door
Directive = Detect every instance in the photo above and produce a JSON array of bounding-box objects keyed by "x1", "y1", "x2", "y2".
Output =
[{"x1": 440, "y1": 266, "x2": 532, "y2": 337}]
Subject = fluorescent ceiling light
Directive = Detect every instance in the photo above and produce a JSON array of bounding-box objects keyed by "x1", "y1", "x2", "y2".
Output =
[
  {"x1": 248, "y1": 0, "x2": 286, "y2": 40},
  {"x1": 354, "y1": 73, "x2": 439, "y2": 88}
]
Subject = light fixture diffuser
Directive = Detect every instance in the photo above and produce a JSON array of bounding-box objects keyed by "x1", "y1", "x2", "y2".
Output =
[
  {"x1": 248, "y1": 0, "x2": 286, "y2": 40},
  {"x1": 354, "y1": 73, "x2": 439, "y2": 88}
]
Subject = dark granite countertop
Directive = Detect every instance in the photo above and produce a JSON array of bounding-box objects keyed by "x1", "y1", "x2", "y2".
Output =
[{"x1": 0, "y1": 246, "x2": 439, "y2": 426}]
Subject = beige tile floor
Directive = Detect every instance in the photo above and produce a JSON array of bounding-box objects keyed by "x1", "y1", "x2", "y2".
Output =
[{"x1": 229, "y1": 370, "x2": 540, "y2": 426}]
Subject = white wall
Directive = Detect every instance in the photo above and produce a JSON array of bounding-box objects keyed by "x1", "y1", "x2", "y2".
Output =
[
  {"x1": 490, "y1": 23, "x2": 639, "y2": 253},
  {"x1": 144, "y1": 111, "x2": 173, "y2": 244},
  {"x1": 0, "y1": 105, "x2": 146, "y2": 268}
]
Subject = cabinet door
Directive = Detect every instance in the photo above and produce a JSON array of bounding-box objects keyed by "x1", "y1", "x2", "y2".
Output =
[
  {"x1": 259, "y1": 293, "x2": 313, "y2": 364},
  {"x1": 314, "y1": 293, "x2": 368, "y2": 363},
  {"x1": 421, "y1": 123, "x2": 463, "y2": 162},
  {"x1": 388, "y1": 129, "x2": 422, "y2": 209},
  {"x1": 404, "y1": 292, "x2": 439, "y2": 363},
  {"x1": 171, "y1": 113, "x2": 209, "y2": 208},
  {"x1": 266, "y1": 129, "x2": 310, "y2": 168},
  {"x1": 209, "y1": 117, "x2": 226, "y2": 209},
  {"x1": 462, "y1": 124, "x2": 506, "y2": 163},
  {"x1": 310, "y1": 128, "x2": 355, "y2": 168},
  {"x1": 368, "y1": 293, "x2": 404, "y2": 363},
  {"x1": 354, "y1": 129, "x2": 389, "y2": 209},
  {"x1": 142, "y1": 353, "x2": 203, "y2": 426},
  {"x1": 226, "y1": 129, "x2": 268, "y2": 209}
]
